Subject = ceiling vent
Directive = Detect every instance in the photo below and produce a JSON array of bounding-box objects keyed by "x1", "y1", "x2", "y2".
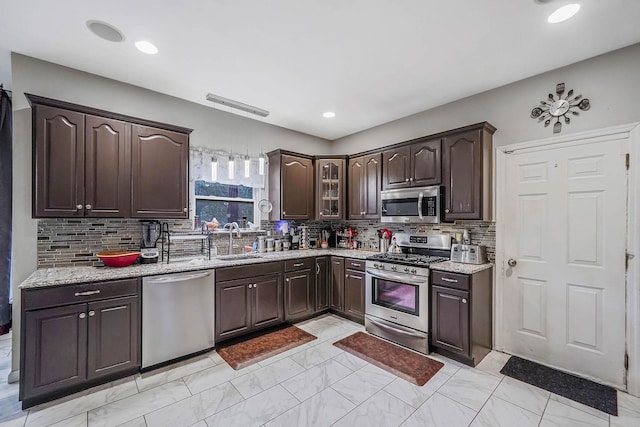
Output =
[{"x1": 86, "y1": 20, "x2": 125, "y2": 42}]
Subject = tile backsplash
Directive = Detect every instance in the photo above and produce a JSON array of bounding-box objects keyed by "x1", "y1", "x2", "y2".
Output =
[{"x1": 37, "y1": 218, "x2": 495, "y2": 268}]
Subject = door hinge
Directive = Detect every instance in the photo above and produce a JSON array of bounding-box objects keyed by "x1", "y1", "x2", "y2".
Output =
[
  {"x1": 626, "y1": 153, "x2": 630, "y2": 170},
  {"x1": 626, "y1": 253, "x2": 634, "y2": 271},
  {"x1": 624, "y1": 353, "x2": 629, "y2": 370}
]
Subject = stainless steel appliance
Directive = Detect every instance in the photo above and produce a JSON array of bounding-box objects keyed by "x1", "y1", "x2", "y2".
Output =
[
  {"x1": 450, "y1": 244, "x2": 487, "y2": 264},
  {"x1": 140, "y1": 220, "x2": 161, "y2": 263},
  {"x1": 365, "y1": 233, "x2": 450, "y2": 354},
  {"x1": 380, "y1": 186, "x2": 442, "y2": 223},
  {"x1": 142, "y1": 270, "x2": 215, "y2": 368}
]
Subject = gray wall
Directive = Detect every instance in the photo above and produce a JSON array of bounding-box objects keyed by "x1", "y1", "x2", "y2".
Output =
[
  {"x1": 9, "y1": 53, "x2": 331, "y2": 376},
  {"x1": 331, "y1": 43, "x2": 640, "y2": 153}
]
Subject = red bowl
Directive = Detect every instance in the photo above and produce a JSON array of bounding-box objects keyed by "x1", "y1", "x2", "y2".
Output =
[{"x1": 97, "y1": 251, "x2": 141, "y2": 267}]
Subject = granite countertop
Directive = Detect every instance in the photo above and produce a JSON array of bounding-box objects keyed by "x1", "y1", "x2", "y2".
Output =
[
  {"x1": 429, "y1": 260, "x2": 493, "y2": 275},
  {"x1": 20, "y1": 248, "x2": 373, "y2": 289}
]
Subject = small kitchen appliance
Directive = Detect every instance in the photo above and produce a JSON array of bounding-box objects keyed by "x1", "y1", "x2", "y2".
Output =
[
  {"x1": 450, "y1": 244, "x2": 487, "y2": 264},
  {"x1": 380, "y1": 186, "x2": 442, "y2": 224},
  {"x1": 140, "y1": 220, "x2": 161, "y2": 263},
  {"x1": 365, "y1": 233, "x2": 451, "y2": 354}
]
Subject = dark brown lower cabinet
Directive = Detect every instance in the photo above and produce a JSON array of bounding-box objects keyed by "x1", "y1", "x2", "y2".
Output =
[
  {"x1": 315, "y1": 257, "x2": 330, "y2": 312},
  {"x1": 330, "y1": 258, "x2": 365, "y2": 324},
  {"x1": 430, "y1": 268, "x2": 493, "y2": 366},
  {"x1": 344, "y1": 269, "x2": 365, "y2": 322},
  {"x1": 21, "y1": 278, "x2": 140, "y2": 408},
  {"x1": 330, "y1": 257, "x2": 345, "y2": 312},
  {"x1": 284, "y1": 269, "x2": 313, "y2": 320}
]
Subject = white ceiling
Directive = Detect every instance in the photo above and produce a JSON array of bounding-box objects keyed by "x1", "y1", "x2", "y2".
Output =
[{"x1": 1, "y1": 1, "x2": 639, "y2": 140}]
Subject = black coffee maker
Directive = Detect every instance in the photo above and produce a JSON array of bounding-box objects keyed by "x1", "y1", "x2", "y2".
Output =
[{"x1": 140, "y1": 220, "x2": 161, "y2": 263}]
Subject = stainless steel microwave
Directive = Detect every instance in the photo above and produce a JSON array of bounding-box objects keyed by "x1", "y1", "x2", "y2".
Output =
[{"x1": 380, "y1": 186, "x2": 441, "y2": 223}]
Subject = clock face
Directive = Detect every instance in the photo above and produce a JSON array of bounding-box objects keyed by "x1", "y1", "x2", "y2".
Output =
[{"x1": 549, "y1": 99, "x2": 570, "y2": 116}]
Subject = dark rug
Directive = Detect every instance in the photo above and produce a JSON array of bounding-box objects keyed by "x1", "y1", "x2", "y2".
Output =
[
  {"x1": 333, "y1": 332, "x2": 443, "y2": 386},
  {"x1": 500, "y1": 356, "x2": 617, "y2": 416},
  {"x1": 217, "y1": 325, "x2": 316, "y2": 370}
]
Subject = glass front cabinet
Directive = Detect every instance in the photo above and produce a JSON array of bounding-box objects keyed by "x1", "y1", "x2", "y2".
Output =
[{"x1": 315, "y1": 158, "x2": 345, "y2": 220}]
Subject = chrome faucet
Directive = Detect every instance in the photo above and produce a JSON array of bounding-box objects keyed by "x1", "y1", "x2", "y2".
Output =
[{"x1": 223, "y1": 222, "x2": 241, "y2": 254}]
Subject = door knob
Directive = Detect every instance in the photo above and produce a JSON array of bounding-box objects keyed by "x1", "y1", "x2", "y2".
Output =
[{"x1": 508, "y1": 259, "x2": 517, "y2": 267}]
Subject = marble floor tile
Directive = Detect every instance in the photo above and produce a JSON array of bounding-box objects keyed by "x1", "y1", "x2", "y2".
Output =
[
  {"x1": 290, "y1": 340, "x2": 344, "y2": 369},
  {"x1": 540, "y1": 399, "x2": 609, "y2": 427},
  {"x1": 182, "y1": 360, "x2": 259, "y2": 395},
  {"x1": 471, "y1": 395, "x2": 541, "y2": 427},
  {"x1": 87, "y1": 380, "x2": 191, "y2": 427},
  {"x1": 205, "y1": 384, "x2": 298, "y2": 427},
  {"x1": 230, "y1": 357, "x2": 305, "y2": 399},
  {"x1": 281, "y1": 358, "x2": 353, "y2": 402},
  {"x1": 333, "y1": 390, "x2": 414, "y2": 427},
  {"x1": 144, "y1": 382, "x2": 243, "y2": 427},
  {"x1": 331, "y1": 363, "x2": 396, "y2": 405},
  {"x1": 0, "y1": 394, "x2": 26, "y2": 425},
  {"x1": 475, "y1": 350, "x2": 511, "y2": 378},
  {"x1": 207, "y1": 350, "x2": 224, "y2": 365},
  {"x1": 0, "y1": 380, "x2": 20, "y2": 401},
  {"x1": 612, "y1": 391, "x2": 640, "y2": 427},
  {"x1": 310, "y1": 323, "x2": 356, "y2": 343},
  {"x1": 438, "y1": 366, "x2": 501, "y2": 411},
  {"x1": 25, "y1": 376, "x2": 139, "y2": 427},
  {"x1": 332, "y1": 352, "x2": 368, "y2": 371},
  {"x1": 48, "y1": 413, "x2": 87, "y2": 427},
  {"x1": 188, "y1": 422, "x2": 207, "y2": 427},
  {"x1": 425, "y1": 353, "x2": 464, "y2": 377},
  {"x1": 384, "y1": 370, "x2": 450, "y2": 408},
  {"x1": 549, "y1": 393, "x2": 610, "y2": 421},
  {"x1": 135, "y1": 354, "x2": 215, "y2": 392},
  {"x1": 492, "y1": 376, "x2": 550, "y2": 415},
  {"x1": 401, "y1": 392, "x2": 477, "y2": 427},
  {"x1": 265, "y1": 387, "x2": 355, "y2": 427},
  {"x1": 0, "y1": 414, "x2": 29, "y2": 427},
  {"x1": 116, "y1": 417, "x2": 147, "y2": 427}
]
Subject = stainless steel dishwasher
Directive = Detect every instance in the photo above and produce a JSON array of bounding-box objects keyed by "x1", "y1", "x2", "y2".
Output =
[{"x1": 142, "y1": 270, "x2": 215, "y2": 369}]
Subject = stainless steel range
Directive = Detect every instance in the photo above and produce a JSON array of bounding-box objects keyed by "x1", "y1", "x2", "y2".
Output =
[{"x1": 365, "y1": 233, "x2": 451, "y2": 354}]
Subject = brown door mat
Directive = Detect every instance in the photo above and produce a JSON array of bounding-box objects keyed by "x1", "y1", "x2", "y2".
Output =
[
  {"x1": 217, "y1": 325, "x2": 317, "y2": 370},
  {"x1": 333, "y1": 332, "x2": 443, "y2": 386}
]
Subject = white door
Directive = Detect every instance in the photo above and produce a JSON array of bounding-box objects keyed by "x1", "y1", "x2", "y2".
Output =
[{"x1": 501, "y1": 136, "x2": 628, "y2": 388}]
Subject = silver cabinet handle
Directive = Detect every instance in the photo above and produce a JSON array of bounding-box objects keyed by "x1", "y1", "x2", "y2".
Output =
[
  {"x1": 89, "y1": 310, "x2": 95, "y2": 316},
  {"x1": 441, "y1": 278, "x2": 458, "y2": 283},
  {"x1": 76, "y1": 204, "x2": 83, "y2": 210},
  {"x1": 293, "y1": 263, "x2": 304, "y2": 267},
  {"x1": 285, "y1": 278, "x2": 290, "y2": 282},
  {"x1": 283, "y1": 211, "x2": 286, "y2": 215},
  {"x1": 351, "y1": 263, "x2": 361, "y2": 267},
  {"x1": 462, "y1": 298, "x2": 468, "y2": 304},
  {"x1": 75, "y1": 290, "x2": 101, "y2": 297},
  {"x1": 508, "y1": 259, "x2": 517, "y2": 267},
  {"x1": 253, "y1": 283, "x2": 257, "y2": 288},
  {"x1": 316, "y1": 263, "x2": 320, "y2": 274},
  {"x1": 445, "y1": 209, "x2": 450, "y2": 213},
  {"x1": 248, "y1": 284, "x2": 253, "y2": 289},
  {"x1": 79, "y1": 313, "x2": 86, "y2": 319},
  {"x1": 410, "y1": 177, "x2": 414, "y2": 181},
  {"x1": 417, "y1": 191, "x2": 424, "y2": 220},
  {"x1": 183, "y1": 207, "x2": 188, "y2": 212},
  {"x1": 85, "y1": 204, "x2": 92, "y2": 210},
  {"x1": 405, "y1": 178, "x2": 409, "y2": 182},
  {"x1": 345, "y1": 274, "x2": 349, "y2": 278}
]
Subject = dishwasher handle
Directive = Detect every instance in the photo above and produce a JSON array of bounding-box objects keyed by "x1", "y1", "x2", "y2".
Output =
[{"x1": 145, "y1": 271, "x2": 212, "y2": 284}]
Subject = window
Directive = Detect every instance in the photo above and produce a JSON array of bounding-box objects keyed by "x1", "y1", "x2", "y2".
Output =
[{"x1": 194, "y1": 180, "x2": 254, "y2": 224}]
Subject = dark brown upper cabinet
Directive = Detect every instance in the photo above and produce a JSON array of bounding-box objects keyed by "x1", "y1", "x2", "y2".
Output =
[
  {"x1": 316, "y1": 158, "x2": 346, "y2": 220},
  {"x1": 131, "y1": 125, "x2": 189, "y2": 218},
  {"x1": 27, "y1": 94, "x2": 192, "y2": 219},
  {"x1": 268, "y1": 150, "x2": 314, "y2": 220},
  {"x1": 382, "y1": 139, "x2": 441, "y2": 189},
  {"x1": 348, "y1": 153, "x2": 381, "y2": 220},
  {"x1": 442, "y1": 124, "x2": 495, "y2": 221}
]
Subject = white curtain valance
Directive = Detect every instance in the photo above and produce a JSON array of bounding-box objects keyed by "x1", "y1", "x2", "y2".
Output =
[{"x1": 190, "y1": 146, "x2": 266, "y2": 188}]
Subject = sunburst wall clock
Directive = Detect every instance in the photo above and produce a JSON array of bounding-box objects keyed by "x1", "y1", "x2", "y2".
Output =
[{"x1": 530, "y1": 82, "x2": 591, "y2": 133}]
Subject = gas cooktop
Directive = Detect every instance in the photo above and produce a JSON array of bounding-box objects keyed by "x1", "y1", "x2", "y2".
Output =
[{"x1": 367, "y1": 253, "x2": 448, "y2": 267}]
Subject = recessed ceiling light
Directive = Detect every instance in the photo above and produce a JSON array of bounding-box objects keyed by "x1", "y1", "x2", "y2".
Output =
[
  {"x1": 323, "y1": 111, "x2": 336, "y2": 118},
  {"x1": 135, "y1": 40, "x2": 158, "y2": 55},
  {"x1": 548, "y1": 3, "x2": 581, "y2": 23},
  {"x1": 86, "y1": 20, "x2": 124, "y2": 42}
]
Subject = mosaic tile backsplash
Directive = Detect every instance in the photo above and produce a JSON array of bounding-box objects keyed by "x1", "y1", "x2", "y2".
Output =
[{"x1": 37, "y1": 218, "x2": 495, "y2": 268}]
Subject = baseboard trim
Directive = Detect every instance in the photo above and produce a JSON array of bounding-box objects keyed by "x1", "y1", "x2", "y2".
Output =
[{"x1": 8, "y1": 370, "x2": 19, "y2": 384}]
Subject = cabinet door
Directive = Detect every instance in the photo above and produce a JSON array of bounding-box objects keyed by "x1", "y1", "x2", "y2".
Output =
[
  {"x1": 382, "y1": 146, "x2": 410, "y2": 189},
  {"x1": 215, "y1": 279, "x2": 252, "y2": 341},
  {"x1": 315, "y1": 257, "x2": 330, "y2": 312},
  {"x1": 33, "y1": 105, "x2": 85, "y2": 217},
  {"x1": 284, "y1": 269, "x2": 313, "y2": 320},
  {"x1": 443, "y1": 130, "x2": 482, "y2": 220},
  {"x1": 431, "y1": 285, "x2": 470, "y2": 355},
  {"x1": 411, "y1": 139, "x2": 441, "y2": 186},
  {"x1": 362, "y1": 154, "x2": 382, "y2": 218},
  {"x1": 87, "y1": 296, "x2": 139, "y2": 380},
  {"x1": 330, "y1": 257, "x2": 345, "y2": 312},
  {"x1": 344, "y1": 269, "x2": 365, "y2": 322},
  {"x1": 317, "y1": 159, "x2": 345, "y2": 220},
  {"x1": 281, "y1": 155, "x2": 314, "y2": 220},
  {"x1": 131, "y1": 125, "x2": 189, "y2": 218},
  {"x1": 22, "y1": 304, "x2": 88, "y2": 399},
  {"x1": 347, "y1": 157, "x2": 364, "y2": 219},
  {"x1": 252, "y1": 273, "x2": 284, "y2": 330},
  {"x1": 85, "y1": 115, "x2": 130, "y2": 217}
]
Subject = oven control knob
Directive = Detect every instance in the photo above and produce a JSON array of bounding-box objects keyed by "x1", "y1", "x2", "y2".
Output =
[
  {"x1": 373, "y1": 263, "x2": 379, "y2": 269},
  {"x1": 410, "y1": 268, "x2": 417, "y2": 274},
  {"x1": 391, "y1": 266, "x2": 397, "y2": 272},
  {"x1": 380, "y1": 265, "x2": 385, "y2": 270},
  {"x1": 404, "y1": 267, "x2": 409, "y2": 273}
]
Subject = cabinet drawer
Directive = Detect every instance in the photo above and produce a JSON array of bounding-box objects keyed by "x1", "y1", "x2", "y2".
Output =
[
  {"x1": 284, "y1": 258, "x2": 313, "y2": 272},
  {"x1": 23, "y1": 278, "x2": 140, "y2": 311},
  {"x1": 431, "y1": 271, "x2": 470, "y2": 291},
  {"x1": 345, "y1": 258, "x2": 365, "y2": 271},
  {"x1": 216, "y1": 261, "x2": 282, "y2": 282}
]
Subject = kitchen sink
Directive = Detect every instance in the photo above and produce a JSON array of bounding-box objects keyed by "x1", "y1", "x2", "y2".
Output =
[{"x1": 217, "y1": 254, "x2": 262, "y2": 261}]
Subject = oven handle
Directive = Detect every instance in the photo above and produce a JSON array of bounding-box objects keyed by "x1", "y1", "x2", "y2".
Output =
[
  {"x1": 418, "y1": 191, "x2": 424, "y2": 220},
  {"x1": 366, "y1": 269, "x2": 427, "y2": 286},
  {"x1": 367, "y1": 317, "x2": 426, "y2": 338}
]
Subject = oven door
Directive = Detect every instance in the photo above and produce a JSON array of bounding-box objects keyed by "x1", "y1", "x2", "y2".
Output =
[{"x1": 365, "y1": 267, "x2": 429, "y2": 333}]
